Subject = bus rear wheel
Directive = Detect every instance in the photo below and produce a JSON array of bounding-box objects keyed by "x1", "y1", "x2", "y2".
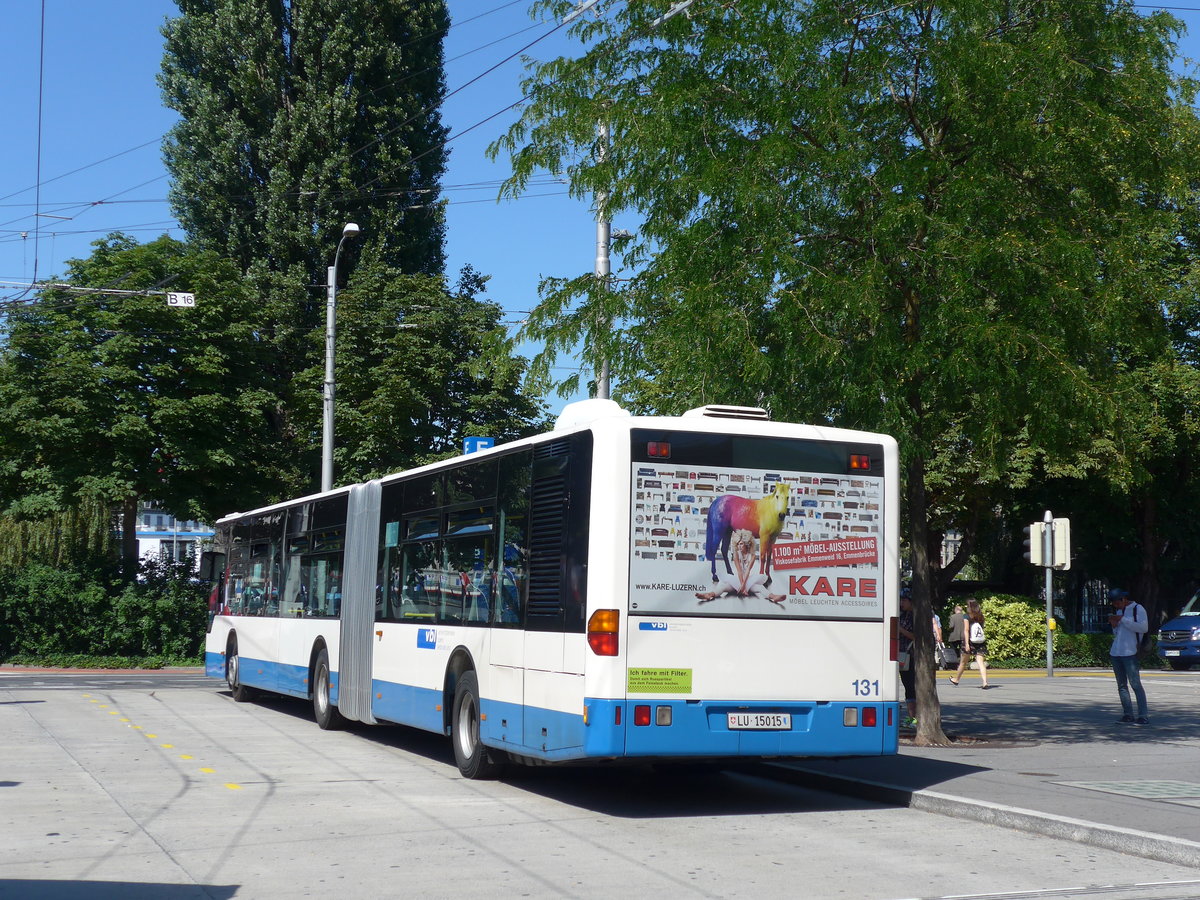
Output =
[
  {"x1": 452, "y1": 671, "x2": 502, "y2": 779},
  {"x1": 226, "y1": 639, "x2": 256, "y2": 703},
  {"x1": 312, "y1": 648, "x2": 344, "y2": 730}
]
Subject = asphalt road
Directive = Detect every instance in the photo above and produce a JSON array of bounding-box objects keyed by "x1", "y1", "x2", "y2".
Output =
[{"x1": 2, "y1": 669, "x2": 1199, "y2": 899}]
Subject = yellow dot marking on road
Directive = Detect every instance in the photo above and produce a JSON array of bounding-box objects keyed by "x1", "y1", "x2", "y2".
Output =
[
  {"x1": 84, "y1": 695, "x2": 210, "y2": 775},
  {"x1": 225, "y1": 783, "x2": 242, "y2": 791}
]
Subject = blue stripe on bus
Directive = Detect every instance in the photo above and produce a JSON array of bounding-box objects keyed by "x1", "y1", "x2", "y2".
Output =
[
  {"x1": 205, "y1": 657, "x2": 897, "y2": 761},
  {"x1": 371, "y1": 679, "x2": 445, "y2": 734},
  {"x1": 205, "y1": 652, "x2": 317, "y2": 702},
  {"x1": 590, "y1": 699, "x2": 898, "y2": 758}
]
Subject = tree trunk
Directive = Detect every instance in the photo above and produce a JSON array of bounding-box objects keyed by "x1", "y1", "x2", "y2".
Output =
[
  {"x1": 121, "y1": 496, "x2": 140, "y2": 580},
  {"x1": 907, "y1": 454, "x2": 950, "y2": 745},
  {"x1": 1132, "y1": 492, "x2": 1161, "y2": 629}
]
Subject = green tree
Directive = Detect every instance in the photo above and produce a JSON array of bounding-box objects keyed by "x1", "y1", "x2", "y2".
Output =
[
  {"x1": 295, "y1": 263, "x2": 548, "y2": 483},
  {"x1": 0, "y1": 234, "x2": 291, "y2": 573},
  {"x1": 160, "y1": 0, "x2": 449, "y2": 280},
  {"x1": 494, "y1": 0, "x2": 1200, "y2": 743},
  {"x1": 159, "y1": 0, "x2": 541, "y2": 488}
]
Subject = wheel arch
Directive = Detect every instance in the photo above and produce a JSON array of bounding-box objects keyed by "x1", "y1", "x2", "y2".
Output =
[
  {"x1": 308, "y1": 637, "x2": 331, "y2": 698},
  {"x1": 225, "y1": 631, "x2": 238, "y2": 675},
  {"x1": 443, "y1": 646, "x2": 477, "y2": 735}
]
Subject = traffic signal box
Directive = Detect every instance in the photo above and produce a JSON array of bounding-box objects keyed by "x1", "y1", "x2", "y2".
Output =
[
  {"x1": 1022, "y1": 523, "x2": 1046, "y2": 566},
  {"x1": 1022, "y1": 519, "x2": 1071, "y2": 570}
]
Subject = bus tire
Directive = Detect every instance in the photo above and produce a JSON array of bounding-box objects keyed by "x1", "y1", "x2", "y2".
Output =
[
  {"x1": 226, "y1": 639, "x2": 256, "y2": 703},
  {"x1": 452, "y1": 670, "x2": 501, "y2": 779},
  {"x1": 312, "y1": 648, "x2": 344, "y2": 730}
]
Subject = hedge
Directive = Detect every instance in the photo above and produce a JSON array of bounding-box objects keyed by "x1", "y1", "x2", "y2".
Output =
[
  {"x1": 0, "y1": 559, "x2": 206, "y2": 665},
  {"x1": 942, "y1": 593, "x2": 1160, "y2": 668}
]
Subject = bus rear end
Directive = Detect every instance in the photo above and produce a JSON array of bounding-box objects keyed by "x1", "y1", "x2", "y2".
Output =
[{"x1": 582, "y1": 409, "x2": 899, "y2": 762}]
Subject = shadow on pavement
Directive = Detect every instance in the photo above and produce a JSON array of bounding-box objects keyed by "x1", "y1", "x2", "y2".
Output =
[
  {"x1": 0, "y1": 881, "x2": 238, "y2": 900},
  {"x1": 938, "y1": 694, "x2": 1199, "y2": 744},
  {"x1": 502, "y1": 764, "x2": 898, "y2": 818}
]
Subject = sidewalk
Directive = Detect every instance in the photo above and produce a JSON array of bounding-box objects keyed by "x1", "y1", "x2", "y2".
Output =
[{"x1": 765, "y1": 667, "x2": 1200, "y2": 867}]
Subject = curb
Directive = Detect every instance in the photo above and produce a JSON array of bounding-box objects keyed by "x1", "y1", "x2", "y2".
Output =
[{"x1": 757, "y1": 763, "x2": 1200, "y2": 869}]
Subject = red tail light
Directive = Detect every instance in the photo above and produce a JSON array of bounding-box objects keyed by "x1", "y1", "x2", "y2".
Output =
[
  {"x1": 889, "y1": 616, "x2": 898, "y2": 661},
  {"x1": 634, "y1": 705, "x2": 651, "y2": 726},
  {"x1": 588, "y1": 609, "x2": 620, "y2": 656},
  {"x1": 863, "y1": 707, "x2": 877, "y2": 727}
]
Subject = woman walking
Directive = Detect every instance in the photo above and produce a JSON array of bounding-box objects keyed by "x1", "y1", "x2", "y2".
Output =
[{"x1": 949, "y1": 597, "x2": 990, "y2": 688}]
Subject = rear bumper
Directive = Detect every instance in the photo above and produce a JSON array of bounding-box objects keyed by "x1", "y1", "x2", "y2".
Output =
[{"x1": 587, "y1": 698, "x2": 899, "y2": 758}]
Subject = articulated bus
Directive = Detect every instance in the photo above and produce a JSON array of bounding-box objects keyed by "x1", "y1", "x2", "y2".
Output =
[{"x1": 203, "y1": 400, "x2": 900, "y2": 778}]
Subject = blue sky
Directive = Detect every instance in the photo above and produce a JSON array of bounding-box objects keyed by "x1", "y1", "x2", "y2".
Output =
[
  {"x1": 0, "y1": 1, "x2": 599, "y2": 410},
  {"x1": 3, "y1": 2, "x2": 1200, "y2": 415}
]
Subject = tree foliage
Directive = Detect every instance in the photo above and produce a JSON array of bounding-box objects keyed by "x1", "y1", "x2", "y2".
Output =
[
  {"x1": 295, "y1": 263, "x2": 548, "y2": 483},
  {"x1": 160, "y1": 0, "x2": 449, "y2": 281},
  {"x1": 495, "y1": 0, "x2": 1200, "y2": 743},
  {"x1": 0, "y1": 235, "x2": 292, "y2": 568},
  {"x1": 157, "y1": 1, "x2": 547, "y2": 491}
]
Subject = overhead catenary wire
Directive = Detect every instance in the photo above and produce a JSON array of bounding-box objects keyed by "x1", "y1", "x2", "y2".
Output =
[
  {"x1": 0, "y1": 5, "x2": 564, "y2": 292},
  {"x1": 9, "y1": 0, "x2": 1199, "y2": 310}
]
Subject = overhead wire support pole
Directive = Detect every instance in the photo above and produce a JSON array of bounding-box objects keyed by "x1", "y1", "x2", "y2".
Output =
[
  {"x1": 595, "y1": 120, "x2": 611, "y2": 400},
  {"x1": 1044, "y1": 509, "x2": 1055, "y2": 677},
  {"x1": 321, "y1": 223, "x2": 361, "y2": 494}
]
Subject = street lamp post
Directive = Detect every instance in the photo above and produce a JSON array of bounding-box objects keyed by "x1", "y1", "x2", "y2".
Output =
[{"x1": 321, "y1": 222, "x2": 361, "y2": 493}]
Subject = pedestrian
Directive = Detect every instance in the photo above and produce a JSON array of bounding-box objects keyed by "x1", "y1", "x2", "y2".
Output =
[
  {"x1": 949, "y1": 597, "x2": 989, "y2": 688},
  {"x1": 1107, "y1": 588, "x2": 1149, "y2": 725},
  {"x1": 943, "y1": 603, "x2": 964, "y2": 669},
  {"x1": 947, "y1": 604, "x2": 964, "y2": 651},
  {"x1": 897, "y1": 589, "x2": 917, "y2": 727}
]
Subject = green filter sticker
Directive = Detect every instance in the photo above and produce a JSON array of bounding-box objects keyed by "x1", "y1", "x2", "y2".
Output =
[{"x1": 627, "y1": 668, "x2": 693, "y2": 694}]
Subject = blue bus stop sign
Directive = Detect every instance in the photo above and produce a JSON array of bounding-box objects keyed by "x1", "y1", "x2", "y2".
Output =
[{"x1": 463, "y1": 436, "x2": 495, "y2": 455}]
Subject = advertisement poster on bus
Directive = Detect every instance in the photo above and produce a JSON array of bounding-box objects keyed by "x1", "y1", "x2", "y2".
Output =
[{"x1": 628, "y1": 463, "x2": 885, "y2": 620}]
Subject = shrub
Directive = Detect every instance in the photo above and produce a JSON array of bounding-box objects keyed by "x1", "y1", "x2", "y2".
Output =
[
  {"x1": 107, "y1": 559, "x2": 207, "y2": 659},
  {"x1": 978, "y1": 594, "x2": 1047, "y2": 660},
  {"x1": 0, "y1": 564, "x2": 111, "y2": 657},
  {"x1": 941, "y1": 594, "x2": 1162, "y2": 667},
  {"x1": 0, "y1": 558, "x2": 206, "y2": 664}
]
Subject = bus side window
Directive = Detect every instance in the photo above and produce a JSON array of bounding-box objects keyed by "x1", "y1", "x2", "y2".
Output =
[
  {"x1": 497, "y1": 450, "x2": 531, "y2": 626},
  {"x1": 301, "y1": 555, "x2": 342, "y2": 618},
  {"x1": 445, "y1": 534, "x2": 495, "y2": 625},
  {"x1": 498, "y1": 536, "x2": 527, "y2": 625},
  {"x1": 400, "y1": 541, "x2": 438, "y2": 619}
]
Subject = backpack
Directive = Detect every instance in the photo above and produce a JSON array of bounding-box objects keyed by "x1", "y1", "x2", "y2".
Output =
[{"x1": 969, "y1": 621, "x2": 985, "y2": 643}]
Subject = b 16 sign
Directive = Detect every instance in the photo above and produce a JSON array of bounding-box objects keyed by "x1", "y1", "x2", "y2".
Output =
[{"x1": 167, "y1": 292, "x2": 196, "y2": 307}]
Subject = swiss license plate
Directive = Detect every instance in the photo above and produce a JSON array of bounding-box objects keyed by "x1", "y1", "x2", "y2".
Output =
[
  {"x1": 1165, "y1": 650, "x2": 1181, "y2": 657},
  {"x1": 728, "y1": 712, "x2": 791, "y2": 731}
]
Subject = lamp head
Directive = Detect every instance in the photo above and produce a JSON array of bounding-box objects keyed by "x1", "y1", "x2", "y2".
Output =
[{"x1": 342, "y1": 222, "x2": 361, "y2": 239}]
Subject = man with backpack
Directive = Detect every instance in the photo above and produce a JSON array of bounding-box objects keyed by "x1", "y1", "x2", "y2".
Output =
[{"x1": 1108, "y1": 588, "x2": 1150, "y2": 725}]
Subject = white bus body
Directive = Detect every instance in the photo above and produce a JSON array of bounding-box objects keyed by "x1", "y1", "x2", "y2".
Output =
[{"x1": 204, "y1": 401, "x2": 900, "y2": 776}]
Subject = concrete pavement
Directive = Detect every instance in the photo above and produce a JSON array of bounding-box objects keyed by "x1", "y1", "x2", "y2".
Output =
[
  {"x1": 765, "y1": 667, "x2": 1200, "y2": 868},
  {"x1": 7, "y1": 664, "x2": 1200, "y2": 870}
]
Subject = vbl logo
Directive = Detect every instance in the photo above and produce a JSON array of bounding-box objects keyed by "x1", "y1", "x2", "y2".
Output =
[
  {"x1": 639, "y1": 621, "x2": 668, "y2": 631},
  {"x1": 417, "y1": 628, "x2": 437, "y2": 648}
]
